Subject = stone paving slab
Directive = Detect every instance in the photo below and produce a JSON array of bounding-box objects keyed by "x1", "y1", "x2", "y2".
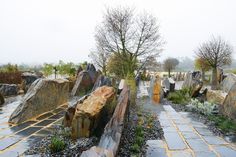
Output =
[
  {"x1": 194, "y1": 151, "x2": 217, "y2": 157},
  {"x1": 185, "y1": 139, "x2": 210, "y2": 151},
  {"x1": 203, "y1": 136, "x2": 228, "y2": 145},
  {"x1": 164, "y1": 132, "x2": 187, "y2": 150},
  {"x1": 213, "y1": 145, "x2": 236, "y2": 157},
  {"x1": 181, "y1": 132, "x2": 201, "y2": 139},
  {"x1": 170, "y1": 151, "x2": 193, "y2": 157}
]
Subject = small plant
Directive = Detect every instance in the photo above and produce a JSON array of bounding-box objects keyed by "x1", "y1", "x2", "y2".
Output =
[
  {"x1": 130, "y1": 143, "x2": 140, "y2": 154},
  {"x1": 135, "y1": 136, "x2": 144, "y2": 146},
  {"x1": 50, "y1": 136, "x2": 66, "y2": 153}
]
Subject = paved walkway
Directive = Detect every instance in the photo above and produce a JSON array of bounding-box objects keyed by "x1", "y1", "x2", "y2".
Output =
[
  {"x1": 0, "y1": 96, "x2": 67, "y2": 157},
  {"x1": 138, "y1": 81, "x2": 236, "y2": 157}
]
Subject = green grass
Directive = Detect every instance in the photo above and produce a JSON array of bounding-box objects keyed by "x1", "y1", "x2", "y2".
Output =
[
  {"x1": 50, "y1": 136, "x2": 66, "y2": 153},
  {"x1": 208, "y1": 115, "x2": 236, "y2": 133}
]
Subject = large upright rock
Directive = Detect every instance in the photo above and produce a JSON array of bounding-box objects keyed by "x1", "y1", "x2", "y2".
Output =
[
  {"x1": 221, "y1": 73, "x2": 236, "y2": 93},
  {"x1": 92, "y1": 75, "x2": 112, "y2": 92},
  {"x1": 221, "y1": 82, "x2": 236, "y2": 120},
  {"x1": 71, "y1": 86, "x2": 115, "y2": 139},
  {"x1": 206, "y1": 90, "x2": 227, "y2": 105},
  {"x1": 152, "y1": 76, "x2": 163, "y2": 104},
  {"x1": 9, "y1": 79, "x2": 69, "y2": 124},
  {"x1": 21, "y1": 72, "x2": 40, "y2": 92},
  {"x1": 0, "y1": 84, "x2": 18, "y2": 96},
  {"x1": 71, "y1": 64, "x2": 99, "y2": 96},
  {"x1": 182, "y1": 71, "x2": 203, "y2": 97}
]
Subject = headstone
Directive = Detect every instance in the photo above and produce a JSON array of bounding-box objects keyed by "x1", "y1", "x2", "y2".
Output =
[
  {"x1": 71, "y1": 86, "x2": 115, "y2": 138},
  {"x1": 9, "y1": 79, "x2": 69, "y2": 124},
  {"x1": 220, "y1": 82, "x2": 236, "y2": 120},
  {"x1": 21, "y1": 72, "x2": 40, "y2": 92},
  {"x1": 152, "y1": 76, "x2": 162, "y2": 104},
  {"x1": 221, "y1": 73, "x2": 236, "y2": 93}
]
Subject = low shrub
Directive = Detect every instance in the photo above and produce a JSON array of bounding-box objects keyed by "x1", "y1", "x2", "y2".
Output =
[
  {"x1": 187, "y1": 99, "x2": 217, "y2": 116},
  {"x1": 130, "y1": 143, "x2": 140, "y2": 153},
  {"x1": 208, "y1": 115, "x2": 236, "y2": 133},
  {"x1": 135, "y1": 136, "x2": 144, "y2": 146},
  {"x1": 0, "y1": 72, "x2": 22, "y2": 84},
  {"x1": 167, "y1": 88, "x2": 191, "y2": 105},
  {"x1": 50, "y1": 136, "x2": 66, "y2": 153}
]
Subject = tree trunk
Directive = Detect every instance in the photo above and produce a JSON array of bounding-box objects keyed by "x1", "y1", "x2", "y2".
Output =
[
  {"x1": 168, "y1": 69, "x2": 171, "y2": 78},
  {"x1": 201, "y1": 69, "x2": 205, "y2": 81},
  {"x1": 211, "y1": 67, "x2": 218, "y2": 90}
]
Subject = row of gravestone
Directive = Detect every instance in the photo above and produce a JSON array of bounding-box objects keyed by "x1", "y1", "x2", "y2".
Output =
[{"x1": 182, "y1": 71, "x2": 236, "y2": 120}]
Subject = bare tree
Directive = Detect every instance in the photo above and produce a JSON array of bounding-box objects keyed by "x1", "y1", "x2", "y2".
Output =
[
  {"x1": 194, "y1": 57, "x2": 211, "y2": 81},
  {"x1": 163, "y1": 58, "x2": 179, "y2": 77},
  {"x1": 94, "y1": 7, "x2": 164, "y2": 77},
  {"x1": 195, "y1": 36, "x2": 233, "y2": 89},
  {"x1": 89, "y1": 50, "x2": 109, "y2": 76}
]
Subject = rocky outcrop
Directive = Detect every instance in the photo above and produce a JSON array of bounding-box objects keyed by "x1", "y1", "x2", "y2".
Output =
[
  {"x1": 9, "y1": 79, "x2": 69, "y2": 124},
  {"x1": 0, "y1": 84, "x2": 19, "y2": 96},
  {"x1": 206, "y1": 90, "x2": 227, "y2": 105},
  {"x1": 221, "y1": 82, "x2": 236, "y2": 120},
  {"x1": 0, "y1": 92, "x2": 4, "y2": 105},
  {"x1": 92, "y1": 75, "x2": 112, "y2": 92},
  {"x1": 221, "y1": 73, "x2": 236, "y2": 93},
  {"x1": 21, "y1": 72, "x2": 40, "y2": 92},
  {"x1": 71, "y1": 86, "x2": 115, "y2": 139},
  {"x1": 71, "y1": 64, "x2": 99, "y2": 96},
  {"x1": 162, "y1": 77, "x2": 175, "y2": 92}
]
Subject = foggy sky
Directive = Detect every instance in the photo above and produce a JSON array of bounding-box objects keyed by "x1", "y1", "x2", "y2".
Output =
[{"x1": 0, "y1": 0, "x2": 236, "y2": 64}]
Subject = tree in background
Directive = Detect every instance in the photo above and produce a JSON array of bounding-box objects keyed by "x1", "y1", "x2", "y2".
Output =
[
  {"x1": 89, "y1": 50, "x2": 109, "y2": 76},
  {"x1": 195, "y1": 36, "x2": 233, "y2": 89},
  {"x1": 163, "y1": 58, "x2": 179, "y2": 77},
  {"x1": 194, "y1": 57, "x2": 211, "y2": 81},
  {"x1": 0, "y1": 63, "x2": 19, "y2": 72},
  {"x1": 94, "y1": 7, "x2": 164, "y2": 78},
  {"x1": 42, "y1": 63, "x2": 54, "y2": 76}
]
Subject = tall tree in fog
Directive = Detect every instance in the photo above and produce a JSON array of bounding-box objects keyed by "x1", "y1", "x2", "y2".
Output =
[
  {"x1": 195, "y1": 36, "x2": 233, "y2": 89},
  {"x1": 163, "y1": 58, "x2": 179, "y2": 77},
  {"x1": 94, "y1": 7, "x2": 164, "y2": 77}
]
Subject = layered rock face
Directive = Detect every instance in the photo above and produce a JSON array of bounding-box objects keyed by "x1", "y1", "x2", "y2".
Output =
[
  {"x1": 0, "y1": 84, "x2": 18, "y2": 96},
  {"x1": 71, "y1": 86, "x2": 115, "y2": 139},
  {"x1": 221, "y1": 73, "x2": 236, "y2": 93},
  {"x1": 206, "y1": 90, "x2": 227, "y2": 105},
  {"x1": 221, "y1": 82, "x2": 236, "y2": 120},
  {"x1": 92, "y1": 75, "x2": 112, "y2": 92},
  {"x1": 9, "y1": 79, "x2": 69, "y2": 124},
  {"x1": 71, "y1": 64, "x2": 99, "y2": 96}
]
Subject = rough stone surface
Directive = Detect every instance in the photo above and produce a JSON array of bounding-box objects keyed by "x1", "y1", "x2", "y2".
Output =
[
  {"x1": 0, "y1": 84, "x2": 19, "y2": 96},
  {"x1": 71, "y1": 64, "x2": 99, "y2": 96},
  {"x1": 21, "y1": 72, "x2": 40, "y2": 92},
  {"x1": 152, "y1": 76, "x2": 163, "y2": 103},
  {"x1": 71, "y1": 86, "x2": 115, "y2": 138},
  {"x1": 9, "y1": 79, "x2": 69, "y2": 124},
  {"x1": 221, "y1": 73, "x2": 236, "y2": 93},
  {"x1": 92, "y1": 75, "x2": 112, "y2": 91},
  {"x1": 221, "y1": 82, "x2": 236, "y2": 120},
  {"x1": 0, "y1": 92, "x2": 4, "y2": 105},
  {"x1": 206, "y1": 89, "x2": 227, "y2": 105}
]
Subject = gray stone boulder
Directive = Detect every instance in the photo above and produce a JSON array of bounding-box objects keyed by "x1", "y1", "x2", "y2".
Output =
[
  {"x1": 221, "y1": 73, "x2": 236, "y2": 93},
  {"x1": 9, "y1": 78, "x2": 69, "y2": 124},
  {"x1": 220, "y1": 82, "x2": 236, "y2": 120},
  {"x1": 0, "y1": 84, "x2": 19, "y2": 96},
  {"x1": 92, "y1": 75, "x2": 112, "y2": 92},
  {"x1": 21, "y1": 72, "x2": 41, "y2": 92},
  {"x1": 71, "y1": 64, "x2": 99, "y2": 96},
  {"x1": 182, "y1": 71, "x2": 203, "y2": 97},
  {"x1": 0, "y1": 92, "x2": 4, "y2": 105}
]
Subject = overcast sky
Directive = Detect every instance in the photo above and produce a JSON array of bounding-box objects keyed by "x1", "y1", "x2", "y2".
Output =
[{"x1": 0, "y1": 0, "x2": 235, "y2": 65}]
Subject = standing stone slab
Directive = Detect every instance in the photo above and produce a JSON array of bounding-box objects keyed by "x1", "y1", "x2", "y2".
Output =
[
  {"x1": 221, "y1": 82, "x2": 236, "y2": 120},
  {"x1": 9, "y1": 79, "x2": 69, "y2": 124},
  {"x1": 0, "y1": 84, "x2": 18, "y2": 96},
  {"x1": 221, "y1": 73, "x2": 236, "y2": 93},
  {"x1": 71, "y1": 86, "x2": 115, "y2": 138}
]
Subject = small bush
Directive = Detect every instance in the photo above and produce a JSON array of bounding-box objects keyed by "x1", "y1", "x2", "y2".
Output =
[
  {"x1": 50, "y1": 136, "x2": 66, "y2": 153},
  {"x1": 208, "y1": 115, "x2": 236, "y2": 133},
  {"x1": 167, "y1": 88, "x2": 191, "y2": 105}
]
